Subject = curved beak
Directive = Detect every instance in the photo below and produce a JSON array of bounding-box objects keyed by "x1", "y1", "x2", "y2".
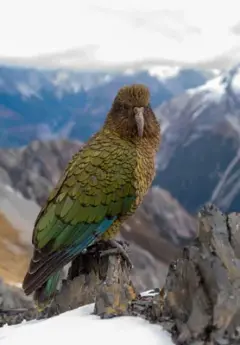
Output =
[{"x1": 134, "y1": 107, "x2": 145, "y2": 137}]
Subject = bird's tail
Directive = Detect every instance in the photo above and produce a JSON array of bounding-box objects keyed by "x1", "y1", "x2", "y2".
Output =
[
  {"x1": 33, "y1": 271, "x2": 62, "y2": 311},
  {"x1": 22, "y1": 247, "x2": 73, "y2": 311}
]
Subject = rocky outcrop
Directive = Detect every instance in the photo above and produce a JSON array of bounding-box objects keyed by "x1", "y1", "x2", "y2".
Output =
[{"x1": 158, "y1": 204, "x2": 240, "y2": 343}]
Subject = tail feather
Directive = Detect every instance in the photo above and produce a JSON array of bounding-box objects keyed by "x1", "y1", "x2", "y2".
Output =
[
  {"x1": 22, "y1": 249, "x2": 75, "y2": 296},
  {"x1": 22, "y1": 220, "x2": 114, "y2": 300},
  {"x1": 29, "y1": 250, "x2": 54, "y2": 274},
  {"x1": 34, "y1": 271, "x2": 62, "y2": 309}
]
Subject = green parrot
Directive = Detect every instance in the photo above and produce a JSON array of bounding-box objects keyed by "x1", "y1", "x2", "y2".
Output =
[{"x1": 22, "y1": 83, "x2": 161, "y2": 310}]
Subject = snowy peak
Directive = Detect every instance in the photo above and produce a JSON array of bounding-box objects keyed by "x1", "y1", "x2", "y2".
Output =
[
  {"x1": 0, "y1": 64, "x2": 214, "y2": 147},
  {"x1": 190, "y1": 64, "x2": 240, "y2": 101},
  {"x1": 157, "y1": 65, "x2": 240, "y2": 159},
  {"x1": 0, "y1": 67, "x2": 115, "y2": 99},
  {"x1": 155, "y1": 63, "x2": 240, "y2": 213},
  {"x1": 0, "y1": 64, "x2": 214, "y2": 99},
  {"x1": 147, "y1": 65, "x2": 181, "y2": 79},
  {"x1": 222, "y1": 64, "x2": 240, "y2": 95}
]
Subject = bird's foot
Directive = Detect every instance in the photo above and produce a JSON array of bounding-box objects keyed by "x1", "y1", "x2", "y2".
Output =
[{"x1": 100, "y1": 239, "x2": 133, "y2": 268}]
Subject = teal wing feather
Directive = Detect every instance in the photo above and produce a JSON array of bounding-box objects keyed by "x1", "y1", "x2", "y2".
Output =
[{"x1": 22, "y1": 140, "x2": 137, "y2": 295}]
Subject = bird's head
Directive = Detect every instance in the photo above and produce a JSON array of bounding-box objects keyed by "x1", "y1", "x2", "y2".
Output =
[{"x1": 105, "y1": 84, "x2": 160, "y2": 143}]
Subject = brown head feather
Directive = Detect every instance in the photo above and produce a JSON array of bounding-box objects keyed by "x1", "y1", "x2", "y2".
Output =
[
  {"x1": 114, "y1": 84, "x2": 150, "y2": 107},
  {"x1": 104, "y1": 84, "x2": 160, "y2": 149}
]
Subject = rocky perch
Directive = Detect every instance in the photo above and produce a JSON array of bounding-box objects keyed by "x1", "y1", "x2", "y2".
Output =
[{"x1": 1, "y1": 203, "x2": 240, "y2": 345}]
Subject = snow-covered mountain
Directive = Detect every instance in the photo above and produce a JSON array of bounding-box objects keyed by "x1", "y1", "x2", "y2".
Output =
[
  {"x1": 0, "y1": 65, "x2": 217, "y2": 97},
  {"x1": 0, "y1": 65, "x2": 214, "y2": 147},
  {"x1": 155, "y1": 64, "x2": 240, "y2": 213},
  {"x1": 0, "y1": 67, "x2": 115, "y2": 97}
]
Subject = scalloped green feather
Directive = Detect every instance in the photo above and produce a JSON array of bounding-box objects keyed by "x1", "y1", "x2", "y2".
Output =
[{"x1": 33, "y1": 134, "x2": 137, "y2": 254}]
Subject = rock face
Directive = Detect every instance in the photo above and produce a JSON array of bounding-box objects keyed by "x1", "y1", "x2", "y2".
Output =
[
  {"x1": 45, "y1": 241, "x2": 138, "y2": 319},
  {"x1": 155, "y1": 65, "x2": 240, "y2": 213},
  {"x1": 128, "y1": 204, "x2": 240, "y2": 344},
  {"x1": 158, "y1": 204, "x2": 240, "y2": 344},
  {"x1": 0, "y1": 140, "x2": 83, "y2": 206},
  {"x1": 0, "y1": 139, "x2": 196, "y2": 292}
]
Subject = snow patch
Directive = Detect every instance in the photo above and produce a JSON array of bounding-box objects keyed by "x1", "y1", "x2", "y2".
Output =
[
  {"x1": 16, "y1": 83, "x2": 40, "y2": 99},
  {"x1": 211, "y1": 69, "x2": 221, "y2": 76},
  {"x1": 197, "y1": 76, "x2": 225, "y2": 95},
  {"x1": 123, "y1": 65, "x2": 181, "y2": 79},
  {"x1": 187, "y1": 66, "x2": 240, "y2": 101},
  {"x1": 232, "y1": 72, "x2": 240, "y2": 93},
  {"x1": 102, "y1": 74, "x2": 113, "y2": 83},
  {"x1": 159, "y1": 117, "x2": 170, "y2": 134},
  {"x1": 148, "y1": 65, "x2": 180, "y2": 80},
  {"x1": 51, "y1": 70, "x2": 114, "y2": 97},
  {"x1": 0, "y1": 304, "x2": 174, "y2": 345},
  {"x1": 123, "y1": 68, "x2": 136, "y2": 75},
  {"x1": 52, "y1": 71, "x2": 70, "y2": 85},
  {"x1": 191, "y1": 102, "x2": 211, "y2": 120},
  {"x1": 140, "y1": 288, "x2": 161, "y2": 297},
  {"x1": 51, "y1": 71, "x2": 83, "y2": 95},
  {"x1": 187, "y1": 75, "x2": 225, "y2": 103}
]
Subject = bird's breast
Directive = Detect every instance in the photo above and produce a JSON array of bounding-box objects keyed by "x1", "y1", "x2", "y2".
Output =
[{"x1": 134, "y1": 146, "x2": 156, "y2": 205}]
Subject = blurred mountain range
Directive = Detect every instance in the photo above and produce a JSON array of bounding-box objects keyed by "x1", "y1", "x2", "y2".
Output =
[
  {"x1": 0, "y1": 65, "x2": 215, "y2": 147},
  {"x1": 156, "y1": 64, "x2": 240, "y2": 213}
]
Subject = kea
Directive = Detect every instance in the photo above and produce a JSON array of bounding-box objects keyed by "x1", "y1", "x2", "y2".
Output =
[{"x1": 22, "y1": 84, "x2": 161, "y2": 310}]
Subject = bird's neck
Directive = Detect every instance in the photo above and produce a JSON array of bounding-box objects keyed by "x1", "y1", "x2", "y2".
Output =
[{"x1": 100, "y1": 126, "x2": 160, "y2": 154}]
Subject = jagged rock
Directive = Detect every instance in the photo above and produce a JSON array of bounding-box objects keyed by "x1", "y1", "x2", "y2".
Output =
[
  {"x1": 127, "y1": 204, "x2": 240, "y2": 344},
  {"x1": 45, "y1": 241, "x2": 137, "y2": 319},
  {"x1": 154, "y1": 203, "x2": 240, "y2": 344}
]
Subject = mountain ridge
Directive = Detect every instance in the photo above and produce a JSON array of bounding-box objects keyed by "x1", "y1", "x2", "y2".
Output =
[
  {"x1": 0, "y1": 65, "x2": 213, "y2": 147},
  {"x1": 155, "y1": 64, "x2": 240, "y2": 213}
]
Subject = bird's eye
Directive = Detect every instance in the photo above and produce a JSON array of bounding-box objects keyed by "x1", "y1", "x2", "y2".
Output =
[
  {"x1": 133, "y1": 107, "x2": 138, "y2": 114},
  {"x1": 123, "y1": 104, "x2": 130, "y2": 110}
]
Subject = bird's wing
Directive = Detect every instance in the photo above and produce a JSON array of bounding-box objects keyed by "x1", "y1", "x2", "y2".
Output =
[
  {"x1": 33, "y1": 143, "x2": 136, "y2": 251},
  {"x1": 23, "y1": 141, "x2": 137, "y2": 294}
]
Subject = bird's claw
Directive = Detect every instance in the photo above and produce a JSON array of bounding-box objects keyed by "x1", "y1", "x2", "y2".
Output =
[{"x1": 100, "y1": 239, "x2": 133, "y2": 268}]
